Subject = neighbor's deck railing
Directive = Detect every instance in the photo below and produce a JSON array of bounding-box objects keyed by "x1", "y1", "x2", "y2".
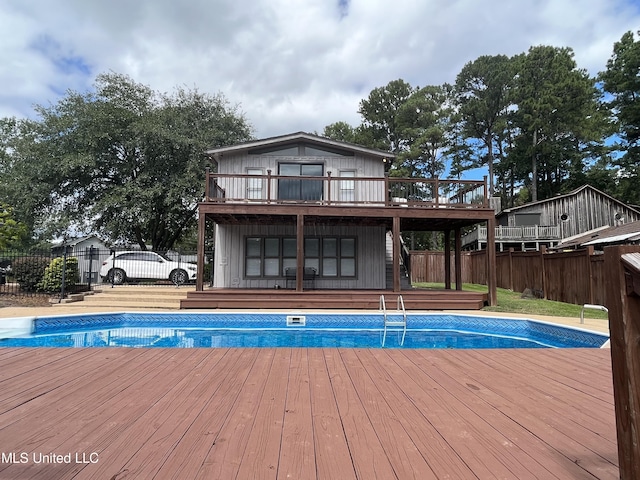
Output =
[
  {"x1": 205, "y1": 171, "x2": 488, "y2": 208},
  {"x1": 472, "y1": 225, "x2": 561, "y2": 242}
]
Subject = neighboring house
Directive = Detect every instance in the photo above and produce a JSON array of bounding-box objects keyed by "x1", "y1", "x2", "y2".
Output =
[
  {"x1": 182, "y1": 132, "x2": 498, "y2": 309},
  {"x1": 51, "y1": 235, "x2": 110, "y2": 284},
  {"x1": 462, "y1": 185, "x2": 640, "y2": 251},
  {"x1": 554, "y1": 219, "x2": 640, "y2": 250}
]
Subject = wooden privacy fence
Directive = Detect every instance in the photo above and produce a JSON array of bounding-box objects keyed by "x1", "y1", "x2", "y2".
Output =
[
  {"x1": 410, "y1": 246, "x2": 605, "y2": 306},
  {"x1": 409, "y1": 250, "x2": 473, "y2": 284}
]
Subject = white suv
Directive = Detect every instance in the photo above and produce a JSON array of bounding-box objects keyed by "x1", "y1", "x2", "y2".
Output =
[{"x1": 100, "y1": 251, "x2": 197, "y2": 285}]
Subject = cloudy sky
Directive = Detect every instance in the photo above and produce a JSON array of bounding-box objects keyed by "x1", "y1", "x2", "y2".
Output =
[{"x1": 2, "y1": 0, "x2": 639, "y2": 139}]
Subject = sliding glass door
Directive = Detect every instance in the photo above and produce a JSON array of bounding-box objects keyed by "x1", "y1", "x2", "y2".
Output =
[{"x1": 278, "y1": 163, "x2": 323, "y2": 201}]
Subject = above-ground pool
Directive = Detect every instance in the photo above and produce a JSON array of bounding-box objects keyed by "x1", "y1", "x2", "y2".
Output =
[{"x1": 0, "y1": 312, "x2": 609, "y2": 349}]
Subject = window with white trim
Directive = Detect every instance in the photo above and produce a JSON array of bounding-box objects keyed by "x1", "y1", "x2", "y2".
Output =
[
  {"x1": 339, "y1": 170, "x2": 355, "y2": 202},
  {"x1": 246, "y1": 168, "x2": 263, "y2": 199}
]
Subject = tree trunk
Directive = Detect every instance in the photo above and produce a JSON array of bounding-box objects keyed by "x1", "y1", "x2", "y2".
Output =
[
  {"x1": 531, "y1": 130, "x2": 538, "y2": 202},
  {"x1": 486, "y1": 134, "x2": 494, "y2": 196}
]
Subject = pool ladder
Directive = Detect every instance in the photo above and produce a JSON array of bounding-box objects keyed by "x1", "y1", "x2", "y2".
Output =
[{"x1": 380, "y1": 295, "x2": 407, "y2": 347}]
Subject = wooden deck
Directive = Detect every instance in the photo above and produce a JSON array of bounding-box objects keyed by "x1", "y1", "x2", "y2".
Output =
[
  {"x1": 0, "y1": 347, "x2": 617, "y2": 479},
  {"x1": 181, "y1": 288, "x2": 488, "y2": 310}
]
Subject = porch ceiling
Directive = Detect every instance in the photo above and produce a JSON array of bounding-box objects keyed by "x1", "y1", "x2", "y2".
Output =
[
  {"x1": 206, "y1": 212, "x2": 392, "y2": 228},
  {"x1": 201, "y1": 204, "x2": 493, "y2": 231}
]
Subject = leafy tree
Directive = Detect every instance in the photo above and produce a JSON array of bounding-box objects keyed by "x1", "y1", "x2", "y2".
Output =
[
  {"x1": 0, "y1": 204, "x2": 28, "y2": 249},
  {"x1": 599, "y1": 30, "x2": 640, "y2": 205},
  {"x1": 320, "y1": 47, "x2": 612, "y2": 211},
  {"x1": 395, "y1": 84, "x2": 454, "y2": 179},
  {"x1": 5, "y1": 73, "x2": 253, "y2": 250},
  {"x1": 579, "y1": 156, "x2": 619, "y2": 194},
  {"x1": 454, "y1": 55, "x2": 516, "y2": 196},
  {"x1": 511, "y1": 46, "x2": 603, "y2": 201},
  {"x1": 322, "y1": 121, "x2": 357, "y2": 143},
  {"x1": 0, "y1": 118, "x2": 45, "y2": 240},
  {"x1": 357, "y1": 79, "x2": 416, "y2": 153}
]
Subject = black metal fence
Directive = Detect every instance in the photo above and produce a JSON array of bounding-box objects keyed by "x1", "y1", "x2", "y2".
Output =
[{"x1": 0, "y1": 247, "x2": 210, "y2": 300}]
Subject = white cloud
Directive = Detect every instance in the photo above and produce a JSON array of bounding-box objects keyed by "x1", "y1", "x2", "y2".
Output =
[{"x1": 1, "y1": 0, "x2": 640, "y2": 137}]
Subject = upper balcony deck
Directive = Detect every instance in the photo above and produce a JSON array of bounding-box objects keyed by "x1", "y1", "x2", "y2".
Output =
[{"x1": 204, "y1": 171, "x2": 489, "y2": 209}]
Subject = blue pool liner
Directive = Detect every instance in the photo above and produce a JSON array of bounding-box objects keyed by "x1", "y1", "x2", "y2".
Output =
[{"x1": 26, "y1": 312, "x2": 609, "y2": 348}]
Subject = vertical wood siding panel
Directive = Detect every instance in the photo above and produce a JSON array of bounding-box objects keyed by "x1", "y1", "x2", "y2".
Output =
[
  {"x1": 215, "y1": 224, "x2": 385, "y2": 289},
  {"x1": 503, "y1": 187, "x2": 640, "y2": 239}
]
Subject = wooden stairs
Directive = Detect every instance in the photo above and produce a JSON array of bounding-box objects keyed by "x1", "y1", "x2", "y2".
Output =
[
  {"x1": 180, "y1": 288, "x2": 487, "y2": 310},
  {"x1": 56, "y1": 286, "x2": 194, "y2": 310}
]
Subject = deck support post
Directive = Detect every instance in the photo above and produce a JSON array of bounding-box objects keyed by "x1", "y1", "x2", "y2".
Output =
[
  {"x1": 196, "y1": 210, "x2": 206, "y2": 291},
  {"x1": 393, "y1": 216, "x2": 400, "y2": 292},
  {"x1": 455, "y1": 227, "x2": 462, "y2": 291},
  {"x1": 486, "y1": 216, "x2": 497, "y2": 306},
  {"x1": 296, "y1": 214, "x2": 304, "y2": 292},
  {"x1": 444, "y1": 230, "x2": 451, "y2": 290},
  {"x1": 604, "y1": 245, "x2": 640, "y2": 479}
]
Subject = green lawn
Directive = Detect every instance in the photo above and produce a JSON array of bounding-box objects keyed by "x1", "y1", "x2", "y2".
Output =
[{"x1": 413, "y1": 282, "x2": 609, "y2": 319}]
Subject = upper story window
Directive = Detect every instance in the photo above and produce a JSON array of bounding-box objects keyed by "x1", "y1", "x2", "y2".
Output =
[
  {"x1": 514, "y1": 213, "x2": 541, "y2": 226},
  {"x1": 246, "y1": 168, "x2": 263, "y2": 199},
  {"x1": 339, "y1": 170, "x2": 356, "y2": 202},
  {"x1": 278, "y1": 163, "x2": 323, "y2": 201}
]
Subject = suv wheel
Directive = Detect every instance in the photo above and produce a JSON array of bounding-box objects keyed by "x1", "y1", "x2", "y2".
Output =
[
  {"x1": 110, "y1": 268, "x2": 126, "y2": 285},
  {"x1": 170, "y1": 269, "x2": 188, "y2": 285}
]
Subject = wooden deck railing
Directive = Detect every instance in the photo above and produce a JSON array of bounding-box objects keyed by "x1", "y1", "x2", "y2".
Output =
[
  {"x1": 204, "y1": 171, "x2": 488, "y2": 208},
  {"x1": 473, "y1": 225, "x2": 561, "y2": 241}
]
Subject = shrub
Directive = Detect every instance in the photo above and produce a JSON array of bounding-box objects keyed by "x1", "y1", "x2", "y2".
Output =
[
  {"x1": 11, "y1": 256, "x2": 51, "y2": 292},
  {"x1": 38, "y1": 257, "x2": 80, "y2": 294}
]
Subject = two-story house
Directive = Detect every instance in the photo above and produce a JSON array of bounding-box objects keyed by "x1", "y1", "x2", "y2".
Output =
[{"x1": 181, "y1": 132, "x2": 498, "y2": 309}]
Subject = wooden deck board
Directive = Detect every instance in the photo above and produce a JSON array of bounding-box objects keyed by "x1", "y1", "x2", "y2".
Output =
[
  {"x1": 392, "y1": 349, "x2": 547, "y2": 478},
  {"x1": 85, "y1": 349, "x2": 230, "y2": 480},
  {"x1": 150, "y1": 348, "x2": 261, "y2": 479},
  {"x1": 416, "y1": 349, "x2": 617, "y2": 479},
  {"x1": 0, "y1": 348, "x2": 99, "y2": 413},
  {"x1": 180, "y1": 289, "x2": 488, "y2": 310},
  {"x1": 196, "y1": 349, "x2": 277, "y2": 479},
  {"x1": 235, "y1": 348, "x2": 290, "y2": 480},
  {"x1": 14, "y1": 349, "x2": 209, "y2": 480},
  {"x1": 323, "y1": 348, "x2": 399, "y2": 479},
  {"x1": 359, "y1": 349, "x2": 478, "y2": 479},
  {"x1": 338, "y1": 349, "x2": 440, "y2": 479},
  {"x1": 277, "y1": 349, "x2": 315, "y2": 480},
  {"x1": 0, "y1": 347, "x2": 618, "y2": 479},
  {"x1": 307, "y1": 348, "x2": 357, "y2": 480}
]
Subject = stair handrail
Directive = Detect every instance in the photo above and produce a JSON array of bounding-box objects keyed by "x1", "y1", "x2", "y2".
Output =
[
  {"x1": 580, "y1": 303, "x2": 608, "y2": 324},
  {"x1": 397, "y1": 295, "x2": 407, "y2": 327},
  {"x1": 399, "y1": 235, "x2": 411, "y2": 281},
  {"x1": 381, "y1": 295, "x2": 407, "y2": 347}
]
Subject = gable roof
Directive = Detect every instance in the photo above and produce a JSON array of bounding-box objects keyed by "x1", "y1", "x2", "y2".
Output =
[
  {"x1": 497, "y1": 185, "x2": 640, "y2": 217},
  {"x1": 205, "y1": 131, "x2": 394, "y2": 161},
  {"x1": 51, "y1": 235, "x2": 107, "y2": 249}
]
